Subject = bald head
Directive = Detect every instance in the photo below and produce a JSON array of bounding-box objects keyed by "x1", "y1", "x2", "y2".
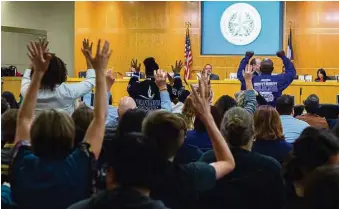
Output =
[
  {"x1": 260, "y1": 58, "x2": 274, "y2": 74},
  {"x1": 118, "y1": 96, "x2": 137, "y2": 118}
]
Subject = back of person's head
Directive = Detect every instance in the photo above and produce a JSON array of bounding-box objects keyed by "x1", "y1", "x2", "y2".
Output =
[
  {"x1": 117, "y1": 96, "x2": 137, "y2": 118},
  {"x1": 143, "y1": 57, "x2": 159, "y2": 77},
  {"x1": 194, "y1": 106, "x2": 221, "y2": 132},
  {"x1": 284, "y1": 127, "x2": 339, "y2": 182},
  {"x1": 1, "y1": 97, "x2": 10, "y2": 114},
  {"x1": 260, "y1": 58, "x2": 274, "y2": 74},
  {"x1": 30, "y1": 55, "x2": 67, "y2": 91},
  {"x1": 276, "y1": 95, "x2": 294, "y2": 115},
  {"x1": 142, "y1": 110, "x2": 187, "y2": 159},
  {"x1": 304, "y1": 165, "x2": 339, "y2": 209},
  {"x1": 317, "y1": 68, "x2": 327, "y2": 80},
  {"x1": 304, "y1": 94, "x2": 320, "y2": 114},
  {"x1": 221, "y1": 107, "x2": 254, "y2": 148},
  {"x1": 214, "y1": 95, "x2": 236, "y2": 117},
  {"x1": 1, "y1": 109, "x2": 18, "y2": 144},
  {"x1": 72, "y1": 105, "x2": 94, "y2": 145},
  {"x1": 117, "y1": 108, "x2": 148, "y2": 136},
  {"x1": 182, "y1": 96, "x2": 195, "y2": 129},
  {"x1": 254, "y1": 105, "x2": 284, "y2": 140},
  {"x1": 2, "y1": 91, "x2": 19, "y2": 109},
  {"x1": 106, "y1": 132, "x2": 164, "y2": 189},
  {"x1": 31, "y1": 109, "x2": 75, "y2": 159}
]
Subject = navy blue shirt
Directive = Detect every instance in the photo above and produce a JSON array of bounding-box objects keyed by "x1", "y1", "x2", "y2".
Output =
[
  {"x1": 174, "y1": 143, "x2": 203, "y2": 164},
  {"x1": 185, "y1": 130, "x2": 213, "y2": 152},
  {"x1": 252, "y1": 139, "x2": 292, "y2": 164},
  {"x1": 199, "y1": 148, "x2": 285, "y2": 209},
  {"x1": 10, "y1": 141, "x2": 95, "y2": 209},
  {"x1": 151, "y1": 161, "x2": 216, "y2": 209},
  {"x1": 237, "y1": 55, "x2": 296, "y2": 106}
]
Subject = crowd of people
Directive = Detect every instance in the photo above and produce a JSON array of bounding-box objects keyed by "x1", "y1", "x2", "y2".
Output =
[{"x1": 1, "y1": 38, "x2": 339, "y2": 209}]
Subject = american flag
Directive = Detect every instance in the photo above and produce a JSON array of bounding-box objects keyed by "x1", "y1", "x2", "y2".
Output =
[{"x1": 184, "y1": 27, "x2": 192, "y2": 80}]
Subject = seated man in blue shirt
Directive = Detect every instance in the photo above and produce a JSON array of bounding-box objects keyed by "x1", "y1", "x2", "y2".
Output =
[
  {"x1": 237, "y1": 51, "x2": 296, "y2": 106},
  {"x1": 276, "y1": 95, "x2": 309, "y2": 143}
]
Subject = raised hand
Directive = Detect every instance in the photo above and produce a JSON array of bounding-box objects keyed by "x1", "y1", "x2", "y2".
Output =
[
  {"x1": 82, "y1": 39, "x2": 112, "y2": 72},
  {"x1": 130, "y1": 59, "x2": 141, "y2": 73},
  {"x1": 171, "y1": 60, "x2": 183, "y2": 74},
  {"x1": 105, "y1": 69, "x2": 116, "y2": 89},
  {"x1": 245, "y1": 51, "x2": 254, "y2": 58},
  {"x1": 81, "y1": 39, "x2": 93, "y2": 57},
  {"x1": 276, "y1": 50, "x2": 285, "y2": 58},
  {"x1": 190, "y1": 76, "x2": 212, "y2": 122},
  {"x1": 27, "y1": 41, "x2": 52, "y2": 74},
  {"x1": 38, "y1": 37, "x2": 49, "y2": 53},
  {"x1": 243, "y1": 64, "x2": 254, "y2": 81},
  {"x1": 154, "y1": 69, "x2": 167, "y2": 90}
]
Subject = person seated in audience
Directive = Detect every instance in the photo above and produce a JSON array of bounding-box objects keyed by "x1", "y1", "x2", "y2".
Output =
[
  {"x1": 252, "y1": 105, "x2": 292, "y2": 163},
  {"x1": 315, "y1": 68, "x2": 327, "y2": 82},
  {"x1": 72, "y1": 105, "x2": 94, "y2": 145},
  {"x1": 68, "y1": 132, "x2": 169, "y2": 209},
  {"x1": 142, "y1": 76, "x2": 235, "y2": 209},
  {"x1": 184, "y1": 106, "x2": 221, "y2": 152},
  {"x1": 21, "y1": 39, "x2": 96, "y2": 115},
  {"x1": 202, "y1": 64, "x2": 219, "y2": 80},
  {"x1": 200, "y1": 107, "x2": 285, "y2": 209},
  {"x1": 276, "y1": 95, "x2": 310, "y2": 143},
  {"x1": 304, "y1": 165, "x2": 339, "y2": 209},
  {"x1": 214, "y1": 95, "x2": 236, "y2": 117},
  {"x1": 10, "y1": 39, "x2": 111, "y2": 209},
  {"x1": 296, "y1": 94, "x2": 329, "y2": 129},
  {"x1": 2, "y1": 91, "x2": 19, "y2": 109},
  {"x1": 98, "y1": 108, "x2": 148, "y2": 191},
  {"x1": 173, "y1": 113, "x2": 203, "y2": 165},
  {"x1": 1, "y1": 109, "x2": 18, "y2": 183},
  {"x1": 127, "y1": 58, "x2": 177, "y2": 110},
  {"x1": 237, "y1": 51, "x2": 296, "y2": 106},
  {"x1": 1, "y1": 97, "x2": 10, "y2": 114},
  {"x1": 284, "y1": 127, "x2": 339, "y2": 209}
]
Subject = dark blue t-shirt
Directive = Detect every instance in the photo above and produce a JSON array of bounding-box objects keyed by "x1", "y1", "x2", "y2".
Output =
[
  {"x1": 184, "y1": 130, "x2": 213, "y2": 152},
  {"x1": 10, "y1": 141, "x2": 95, "y2": 209},
  {"x1": 252, "y1": 139, "x2": 292, "y2": 164},
  {"x1": 151, "y1": 161, "x2": 216, "y2": 209}
]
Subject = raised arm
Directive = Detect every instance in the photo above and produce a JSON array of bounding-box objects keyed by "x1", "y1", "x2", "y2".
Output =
[
  {"x1": 243, "y1": 64, "x2": 257, "y2": 114},
  {"x1": 127, "y1": 59, "x2": 141, "y2": 97},
  {"x1": 60, "y1": 39, "x2": 96, "y2": 99},
  {"x1": 83, "y1": 39, "x2": 111, "y2": 159},
  {"x1": 15, "y1": 41, "x2": 53, "y2": 143},
  {"x1": 190, "y1": 75, "x2": 235, "y2": 180},
  {"x1": 154, "y1": 69, "x2": 172, "y2": 112},
  {"x1": 237, "y1": 51, "x2": 253, "y2": 86},
  {"x1": 276, "y1": 50, "x2": 296, "y2": 90}
]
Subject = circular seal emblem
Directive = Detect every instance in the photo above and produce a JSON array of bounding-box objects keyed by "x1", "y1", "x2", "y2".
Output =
[{"x1": 220, "y1": 3, "x2": 262, "y2": 46}]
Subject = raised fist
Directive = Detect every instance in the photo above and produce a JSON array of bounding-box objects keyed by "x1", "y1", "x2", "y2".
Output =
[
  {"x1": 276, "y1": 50, "x2": 285, "y2": 58},
  {"x1": 245, "y1": 51, "x2": 254, "y2": 58}
]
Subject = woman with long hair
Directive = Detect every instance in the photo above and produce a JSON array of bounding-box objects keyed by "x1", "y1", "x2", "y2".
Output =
[
  {"x1": 21, "y1": 39, "x2": 96, "y2": 115},
  {"x1": 252, "y1": 105, "x2": 292, "y2": 163},
  {"x1": 315, "y1": 68, "x2": 327, "y2": 82}
]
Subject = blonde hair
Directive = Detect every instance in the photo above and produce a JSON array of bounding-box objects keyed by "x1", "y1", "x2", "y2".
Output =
[
  {"x1": 31, "y1": 109, "x2": 75, "y2": 159},
  {"x1": 182, "y1": 97, "x2": 195, "y2": 130}
]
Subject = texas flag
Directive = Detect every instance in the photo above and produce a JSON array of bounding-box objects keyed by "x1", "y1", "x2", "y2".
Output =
[{"x1": 286, "y1": 28, "x2": 294, "y2": 61}]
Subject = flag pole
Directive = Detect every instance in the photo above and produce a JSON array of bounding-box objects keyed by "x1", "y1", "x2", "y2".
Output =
[{"x1": 184, "y1": 22, "x2": 191, "y2": 88}]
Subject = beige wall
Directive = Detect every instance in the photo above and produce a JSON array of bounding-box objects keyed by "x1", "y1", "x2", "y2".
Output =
[{"x1": 1, "y1": 1, "x2": 75, "y2": 76}]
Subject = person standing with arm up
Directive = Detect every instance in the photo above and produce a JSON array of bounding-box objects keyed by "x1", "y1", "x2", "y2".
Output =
[{"x1": 11, "y1": 39, "x2": 112, "y2": 209}]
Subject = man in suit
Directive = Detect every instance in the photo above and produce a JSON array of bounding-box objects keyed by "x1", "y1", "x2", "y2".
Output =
[{"x1": 203, "y1": 64, "x2": 220, "y2": 80}]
